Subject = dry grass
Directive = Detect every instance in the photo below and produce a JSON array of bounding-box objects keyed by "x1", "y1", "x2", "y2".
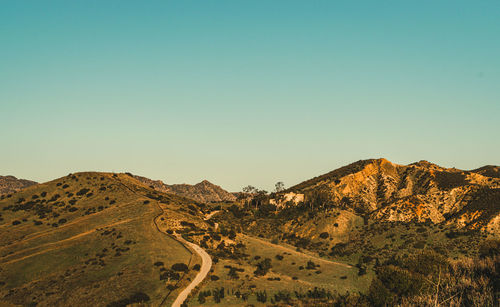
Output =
[{"x1": 0, "y1": 172, "x2": 204, "y2": 306}]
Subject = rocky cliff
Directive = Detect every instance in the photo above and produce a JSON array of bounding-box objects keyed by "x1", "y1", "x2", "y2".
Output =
[{"x1": 285, "y1": 159, "x2": 499, "y2": 233}]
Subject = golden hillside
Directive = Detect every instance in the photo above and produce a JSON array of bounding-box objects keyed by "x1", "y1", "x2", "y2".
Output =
[{"x1": 0, "y1": 172, "x2": 210, "y2": 306}]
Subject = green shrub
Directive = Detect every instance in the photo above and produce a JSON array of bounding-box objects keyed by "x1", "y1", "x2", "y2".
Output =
[
  {"x1": 107, "y1": 292, "x2": 150, "y2": 307},
  {"x1": 479, "y1": 239, "x2": 500, "y2": 258},
  {"x1": 368, "y1": 278, "x2": 394, "y2": 306},
  {"x1": 171, "y1": 263, "x2": 188, "y2": 272},
  {"x1": 254, "y1": 258, "x2": 272, "y2": 276}
]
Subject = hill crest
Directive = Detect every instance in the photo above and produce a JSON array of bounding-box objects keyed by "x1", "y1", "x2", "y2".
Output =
[
  {"x1": 282, "y1": 158, "x2": 500, "y2": 233},
  {"x1": 133, "y1": 175, "x2": 236, "y2": 203}
]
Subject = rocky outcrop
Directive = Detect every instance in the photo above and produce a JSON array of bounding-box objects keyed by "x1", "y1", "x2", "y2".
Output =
[
  {"x1": 0, "y1": 175, "x2": 37, "y2": 195},
  {"x1": 269, "y1": 192, "x2": 304, "y2": 208},
  {"x1": 471, "y1": 165, "x2": 500, "y2": 179},
  {"x1": 285, "y1": 159, "x2": 500, "y2": 232}
]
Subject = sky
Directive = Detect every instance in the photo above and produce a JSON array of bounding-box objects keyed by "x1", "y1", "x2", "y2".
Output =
[{"x1": 1, "y1": 1, "x2": 499, "y2": 192}]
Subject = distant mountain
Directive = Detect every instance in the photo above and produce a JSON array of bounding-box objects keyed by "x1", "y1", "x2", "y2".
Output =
[
  {"x1": 134, "y1": 175, "x2": 236, "y2": 203},
  {"x1": 0, "y1": 175, "x2": 37, "y2": 194},
  {"x1": 471, "y1": 165, "x2": 500, "y2": 179},
  {"x1": 281, "y1": 158, "x2": 500, "y2": 233}
]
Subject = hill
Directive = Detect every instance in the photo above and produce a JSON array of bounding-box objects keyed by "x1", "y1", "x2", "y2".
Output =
[
  {"x1": 0, "y1": 175, "x2": 37, "y2": 195},
  {"x1": 471, "y1": 165, "x2": 500, "y2": 179},
  {"x1": 0, "y1": 172, "x2": 212, "y2": 306},
  {"x1": 134, "y1": 175, "x2": 236, "y2": 203},
  {"x1": 282, "y1": 158, "x2": 500, "y2": 233},
  {"x1": 0, "y1": 162, "x2": 498, "y2": 306},
  {"x1": 201, "y1": 158, "x2": 499, "y2": 305}
]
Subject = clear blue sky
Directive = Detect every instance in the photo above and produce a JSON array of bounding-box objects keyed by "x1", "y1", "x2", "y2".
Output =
[{"x1": 1, "y1": 1, "x2": 499, "y2": 192}]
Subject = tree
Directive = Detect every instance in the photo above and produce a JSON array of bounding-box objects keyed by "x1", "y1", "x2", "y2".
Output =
[
  {"x1": 198, "y1": 292, "x2": 206, "y2": 304},
  {"x1": 242, "y1": 185, "x2": 257, "y2": 194},
  {"x1": 171, "y1": 263, "x2": 188, "y2": 272},
  {"x1": 256, "y1": 290, "x2": 268, "y2": 303},
  {"x1": 254, "y1": 258, "x2": 272, "y2": 276},
  {"x1": 275, "y1": 181, "x2": 285, "y2": 193},
  {"x1": 252, "y1": 189, "x2": 269, "y2": 210}
]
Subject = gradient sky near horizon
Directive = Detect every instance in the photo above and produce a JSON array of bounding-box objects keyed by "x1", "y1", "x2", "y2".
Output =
[{"x1": 1, "y1": 1, "x2": 499, "y2": 192}]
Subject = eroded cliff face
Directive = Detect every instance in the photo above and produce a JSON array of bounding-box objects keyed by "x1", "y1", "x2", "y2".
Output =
[{"x1": 286, "y1": 159, "x2": 500, "y2": 233}]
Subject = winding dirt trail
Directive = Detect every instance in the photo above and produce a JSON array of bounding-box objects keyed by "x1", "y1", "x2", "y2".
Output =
[
  {"x1": 116, "y1": 178, "x2": 213, "y2": 307},
  {"x1": 171, "y1": 234, "x2": 212, "y2": 307}
]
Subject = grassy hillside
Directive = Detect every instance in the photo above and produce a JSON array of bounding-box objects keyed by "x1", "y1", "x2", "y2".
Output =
[
  {"x1": 192, "y1": 198, "x2": 498, "y2": 306},
  {"x1": 0, "y1": 172, "x2": 208, "y2": 306},
  {"x1": 0, "y1": 160, "x2": 498, "y2": 306}
]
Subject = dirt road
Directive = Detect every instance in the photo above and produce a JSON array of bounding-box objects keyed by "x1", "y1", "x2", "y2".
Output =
[{"x1": 171, "y1": 234, "x2": 212, "y2": 307}]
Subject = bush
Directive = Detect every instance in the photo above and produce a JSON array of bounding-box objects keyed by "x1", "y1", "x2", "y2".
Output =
[
  {"x1": 319, "y1": 232, "x2": 329, "y2": 239},
  {"x1": 368, "y1": 278, "x2": 394, "y2": 306},
  {"x1": 198, "y1": 292, "x2": 206, "y2": 304},
  {"x1": 228, "y1": 267, "x2": 239, "y2": 279},
  {"x1": 376, "y1": 265, "x2": 425, "y2": 297},
  {"x1": 166, "y1": 284, "x2": 177, "y2": 291},
  {"x1": 107, "y1": 292, "x2": 150, "y2": 307},
  {"x1": 160, "y1": 270, "x2": 180, "y2": 281},
  {"x1": 76, "y1": 188, "x2": 90, "y2": 196},
  {"x1": 254, "y1": 258, "x2": 272, "y2": 276},
  {"x1": 479, "y1": 239, "x2": 500, "y2": 258},
  {"x1": 306, "y1": 260, "x2": 316, "y2": 270},
  {"x1": 171, "y1": 263, "x2": 188, "y2": 272},
  {"x1": 413, "y1": 240, "x2": 426, "y2": 249},
  {"x1": 256, "y1": 290, "x2": 267, "y2": 303}
]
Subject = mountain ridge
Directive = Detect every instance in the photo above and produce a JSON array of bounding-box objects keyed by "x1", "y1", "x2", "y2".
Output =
[
  {"x1": 0, "y1": 175, "x2": 38, "y2": 195},
  {"x1": 281, "y1": 158, "x2": 499, "y2": 233},
  {"x1": 133, "y1": 175, "x2": 236, "y2": 203}
]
